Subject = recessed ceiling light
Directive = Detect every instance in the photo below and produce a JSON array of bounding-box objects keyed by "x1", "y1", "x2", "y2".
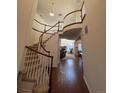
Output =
[
  {"x1": 40, "y1": 14, "x2": 42, "y2": 17},
  {"x1": 58, "y1": 13, "x2": 62, "y2": 16}
]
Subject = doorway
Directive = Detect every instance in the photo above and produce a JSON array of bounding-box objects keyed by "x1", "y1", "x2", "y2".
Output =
[
  {"x1": 60, "y1": 39, "x2": 75, "y2": 59},
  {"x1": 74, "y1": 40, "x2": 83, "y2": 58}
]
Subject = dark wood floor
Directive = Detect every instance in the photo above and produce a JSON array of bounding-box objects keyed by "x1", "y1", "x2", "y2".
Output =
[{"x1": 51, "y1": 57, "x2": 89, "y2": 93}]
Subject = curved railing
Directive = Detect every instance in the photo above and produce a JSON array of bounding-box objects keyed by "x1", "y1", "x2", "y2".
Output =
[
  {"x1": 63, "y1": 10, "x2": 81, "y2": 27},
  {"x1": 18, "y1": 1, "x2": 86, "y2": 93},
  {"x1": 33, "y1": 1, "x2": 85, "y2": 34},
  {"x1": 33, "y1": 20, "x2": 63, "y2": 50},
  {"x1": 63, "y1": 0, "x2": 85, "y2": 28},
  {"x1": 31, "y1": 0, "x2": 86, "y2": 55},
  {"x1": 32, "y1": 19, "x2": 63, "y2": 33},
  {"x1": 21, "y1": 46, "x2": 53, "y2": 92}
]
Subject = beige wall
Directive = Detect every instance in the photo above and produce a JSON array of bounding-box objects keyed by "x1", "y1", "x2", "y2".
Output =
[
  {"x1": 27, "y1": 30, "x2": 60, "y2": 68},
  {"x1": 17, "y1": 0, "x2": 38, "y2": 73},
  {"x1": 31, "y1": 13, "x2": 46, "y2": 44},
  {"x1": 43, "y1": 34, "x2": 60, "y2": 67},
  {"x1": 74, "y1": 40, "x2": 81, "y2": 56},
  {"x1": 81, "y1": 0, "x2": 106, "y2": 93},
  {"x1": 32, "y1": 13, "x2": 60, "y2": 68}
]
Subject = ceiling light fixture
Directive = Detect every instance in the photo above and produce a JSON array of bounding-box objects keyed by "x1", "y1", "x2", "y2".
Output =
[
  {"x1": 50, "y1": 12, "x2": 54, "y2": 16},
  {"x1": 49, "y1": 2, "x2": 54, "y2": 16}
]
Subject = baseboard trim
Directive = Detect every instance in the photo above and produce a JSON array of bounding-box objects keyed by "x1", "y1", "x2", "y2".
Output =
[{"x1": 84, "y1": 76, "x2": 92, "y2": 93}]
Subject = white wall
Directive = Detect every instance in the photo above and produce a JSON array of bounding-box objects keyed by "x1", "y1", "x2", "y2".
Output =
[
  {"x1": 17, "y1": 0, "x2": 60, "y2": 73},
  {"x1": 18, "y1": 0, "x2": 60, "y2": 74},
  {"x1": 32, "y1": 13, "x2": 60, "y2": 68},
  {"x1": 81, "y1": 0, "x2": 106, "y2": 93},
  {"x1": 17, "y1": 0, "x2": 38, "y2": 73},
  {"x1": 43, "y1": 34, "x2": 60, "y2": 67},
  {"x1": 31, "y1": 13, "x2": 46, "y2": 44}
]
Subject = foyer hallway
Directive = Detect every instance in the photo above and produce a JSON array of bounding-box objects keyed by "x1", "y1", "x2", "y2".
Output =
[{"x1": 51, "y1": 57, "x2": 89, "y2": 93}]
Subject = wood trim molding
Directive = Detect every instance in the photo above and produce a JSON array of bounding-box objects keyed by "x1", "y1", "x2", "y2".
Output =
[
  {"x1": 32, "y1": 27, "x2": 61, "y2": 34},
  {"x1": 83, "y1": 76, "x2": 92, "y2": 93},
  {"x1": 63, "y1": 22, "x2": 82, "y2": 29},
  {"x1": 80, "y1": 0, "x2": 85, "y2": 11},
  {"x1": 63, "y1": 10, "x2": 81, "y2": 20},
  {"x1": 34, "y1": 19, "x2": 58, "y2": 27}
]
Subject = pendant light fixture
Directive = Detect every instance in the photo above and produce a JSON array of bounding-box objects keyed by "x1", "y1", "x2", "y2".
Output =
[{"x1": 49, "y1": 2, "x2": 54, "y2": 16}]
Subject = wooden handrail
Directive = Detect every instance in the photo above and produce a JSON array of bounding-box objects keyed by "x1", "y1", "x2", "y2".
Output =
[
  {"x1": 33, "y1": 21, "x2": 60, "y2": 34},
  {"x1": 32, "y1": 1, "x2": 86, "y2": 54},
  {"x1": 62, "y1": 14, "x2": 86, "y2": 29},
  {"x1": 25, "y1": 46, "x2": 53, "y2": 58},
  {"x1": 32, "y1": 27, "x2": 60, "y2": 33},
  {"x1": 44, "y1": 21, "x2": 59, "y2": 32},
  {"x1": 24, "y1": 45, "x2": 53, "y2": 92},
  {"x1": 41, "y1": 21, "x2": 64, "y2": 45},
  {"x1": 33, "y1": 1, "x2": 85, "y2": 34},
  {"x1": 44, "y1": 21, "x2": 64, "y2": 33},
  {"x1": 80, "y1": 0, "x2": 85, "y2": 19},
  {"x1": 82, "y1": 14, "x2": 86, "y2": 22},
  {"x1": 38, "y1": 21, "x2": 59, "y2": 52},
  {"x1": 80, "y1": 0, "x2": 85, "y2": 11},
  {"x1": 41, "y1": 44, "x2": 50, "y2": 54},
  {"x1": 32, "y1": 27, "x2": 43, "y2": 33},
  {"x1": 42, "y1": 15, "x2": 86, "y2": 49},
  {"x1": 32, "y1": 24, "x2": 57, "y2": 54},
  {"x1": 43, "y1": 31, "x2": 59, "y2": 44},
  {"x1": 63, "y1": 0, "x2": 85, "y2": 20},
  {"x1": 34, "y1": 19, "x2": 58, "y2": 27},
  {"x1": 63, "y1": 10, "x2": 81, "y2": 20},
  {"x1": 21, "y1": 2, "x2": 86, "y2": 92}
]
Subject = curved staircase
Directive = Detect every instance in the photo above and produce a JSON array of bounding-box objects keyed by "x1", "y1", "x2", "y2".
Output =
[{"x1": 17, "y1": 1, "x2": 86, "y2": 93}]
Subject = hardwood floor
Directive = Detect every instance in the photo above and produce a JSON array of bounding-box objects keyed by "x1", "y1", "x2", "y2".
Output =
[{"x1": 51, "y1": 56, "x2": 89, "y2": 93}]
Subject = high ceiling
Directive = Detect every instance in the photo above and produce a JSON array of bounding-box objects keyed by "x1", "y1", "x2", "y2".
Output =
[{"x1": 37, "y1": 0, "x2": 83, "y2": 25}]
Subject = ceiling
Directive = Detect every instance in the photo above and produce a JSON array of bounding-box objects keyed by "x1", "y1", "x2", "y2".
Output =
[{"x1": 37, "y1": 0, "x2": 83, "y2": 25}]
